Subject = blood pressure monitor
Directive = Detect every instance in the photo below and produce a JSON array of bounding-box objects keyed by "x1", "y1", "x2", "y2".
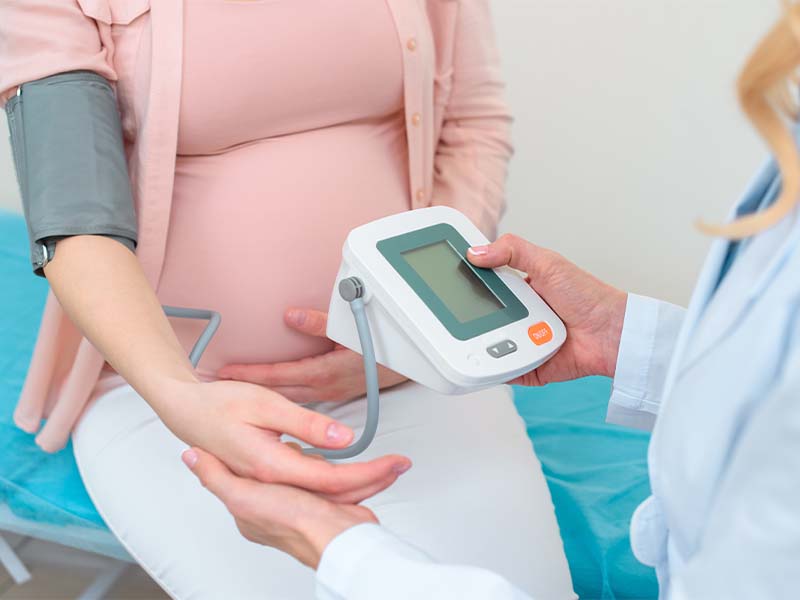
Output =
[
  {"x1": 172, "y1": 206, "x2": 566, "y2": 459},
  {"x1": 327, "y1": 206, "x2": 566, "y2": 396}
]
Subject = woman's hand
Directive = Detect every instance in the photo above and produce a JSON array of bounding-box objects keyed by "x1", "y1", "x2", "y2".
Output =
[
  {"x1": 468, "y1": 234, "x2": 628, "y2": 386},
  {"x1": 160, "y1": 378, "x2": 411, "y2": 504},
  {"x1": 182, "y1": 447, "x2": 378, "y2": 569},
  {"x1": 218, "y1": 308, "x2": 408, "y2": 403}
]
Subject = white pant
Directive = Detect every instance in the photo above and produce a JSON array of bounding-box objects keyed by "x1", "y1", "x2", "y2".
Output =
[{"x1": 73, "y1": 382, "x2": 575, "y2": 600}]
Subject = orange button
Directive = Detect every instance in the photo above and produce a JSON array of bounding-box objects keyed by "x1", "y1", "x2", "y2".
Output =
[{"x1": 528, "y1": 322, "x2": 553, "y2": 346}]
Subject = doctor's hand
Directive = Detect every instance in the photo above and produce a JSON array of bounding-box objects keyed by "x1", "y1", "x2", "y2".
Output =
[
  {"x1": 162, "y1": 379, "x2": 410, "y2": 504},
  {"x1": 218, "y1": 308, "x2": 408, "y2": 403},
  {"x1": 182, "y1": 446, "x2": 377, "y2": 569},
  {"x1": 468, "y1": 234, "x2": 627, "y2": 386}
]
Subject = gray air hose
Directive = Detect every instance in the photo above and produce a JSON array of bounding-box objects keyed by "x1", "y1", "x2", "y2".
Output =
[
  {"x1": 164, "y1": 276, "x2": 380, "y2": 459},
  {"x1": 302, "y1": 277, "x2": 380, "y2": 459},
  {"x1": 162, "y1": 306, "x2": 222, "y2": 368}
]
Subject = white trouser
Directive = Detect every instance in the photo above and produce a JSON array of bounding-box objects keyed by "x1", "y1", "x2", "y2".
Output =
[{"x1": 73, "y1": 382, "x2": 574, "y2": 600}]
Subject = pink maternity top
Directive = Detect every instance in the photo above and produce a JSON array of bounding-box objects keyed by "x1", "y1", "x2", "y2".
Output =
[{"x1": 154, "y1": 0, "x2": 410, "y2": 377}]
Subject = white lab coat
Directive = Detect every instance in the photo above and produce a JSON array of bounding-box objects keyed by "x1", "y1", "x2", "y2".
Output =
[{"x1": 315, "y1": 159, "x2": 800, "y2": 600}]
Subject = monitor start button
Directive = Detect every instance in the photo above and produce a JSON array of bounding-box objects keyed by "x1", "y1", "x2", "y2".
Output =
[{"x1": 528, "y1": 322, "x2": 553, "y2": 346}]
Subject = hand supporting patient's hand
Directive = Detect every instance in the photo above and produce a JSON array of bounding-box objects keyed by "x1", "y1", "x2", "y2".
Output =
[
  {"x1": 161, "y1": 379, "x2": 410, "y2": 503},
  {"x1": 218, "y1": 308, "x2": 408, "y2": 403},
  {"x1": 182, "y1": 447, "x2": 378, "y2": 569},
  {"x1": 468, "y1": 235, "x2": 627, "y2": 386}
]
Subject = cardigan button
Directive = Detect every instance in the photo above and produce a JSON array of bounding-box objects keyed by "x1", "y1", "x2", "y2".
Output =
[
  {"x1": 407, "y1": 37, "x2": 418, "y2": 52},
  {"x1": 411, "y1": 113, "x2": 421, "y2": 126},
  {"x1": 416, "y1": 189, "x2": 425, "y2": 202}
]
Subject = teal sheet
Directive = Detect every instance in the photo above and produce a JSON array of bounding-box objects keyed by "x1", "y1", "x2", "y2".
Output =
[
  {"x1": 0, "y1": 209, "x2": 656, "y2": 596},
  {"x1": 514, "y1": 379, "x2": 657, "y2": 599},
  {"x1": 0, "y1": 210, "x2": 126, "y2": 559}
]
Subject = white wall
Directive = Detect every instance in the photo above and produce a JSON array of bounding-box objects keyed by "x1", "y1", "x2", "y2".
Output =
[
  {"x1": 0, "y1": 1, "x2": 779, "y2": 304},
  {"x1": 494, "y1": 0, "x2": 778, "y2": 304}
]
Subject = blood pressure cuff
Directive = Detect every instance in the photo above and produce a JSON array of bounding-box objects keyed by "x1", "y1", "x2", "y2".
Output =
[{"x1": 5, "y1": 71, "x2": 137, "y2": 276}]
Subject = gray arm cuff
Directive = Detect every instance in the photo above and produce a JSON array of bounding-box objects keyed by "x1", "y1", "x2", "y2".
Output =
[{"x1": 4, "y1": 71, "x2": 138, "y2": 276}]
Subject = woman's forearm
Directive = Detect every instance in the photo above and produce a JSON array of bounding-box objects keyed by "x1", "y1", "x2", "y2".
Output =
[
  {"x1": 43, "y1": 235, "x2": 197, "y2": 413},
  {"x1": 41, "y1": 235, "x2": 409, "y2": 497}
]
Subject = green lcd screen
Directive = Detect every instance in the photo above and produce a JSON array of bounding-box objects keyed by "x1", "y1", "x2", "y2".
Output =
[
  {"x1": 377, "y1": 223, "x2": 529, "y2": 340},
  {"x1": 402, "y1": 241, "x2": 505, "y2": 323}
]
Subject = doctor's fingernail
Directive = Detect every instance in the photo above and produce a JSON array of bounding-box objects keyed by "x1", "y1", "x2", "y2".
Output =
[
  {"x1": 326, "y1": 423, "x2": 353, "y2": 444},
  {"x1": 468, "y1": 246, "x2": 489, "y2": 256},
  {"x1": 181, "y1": 449, "x2": 198, "y2": 469},
  {"x1": 287, "y1": 310, "x2": 306, "y2": 326}
]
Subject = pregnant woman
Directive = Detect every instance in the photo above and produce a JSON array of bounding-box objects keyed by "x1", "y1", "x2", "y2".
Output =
[{"x1": 1, "y1": 1, "x2": 574, "y2": 598}]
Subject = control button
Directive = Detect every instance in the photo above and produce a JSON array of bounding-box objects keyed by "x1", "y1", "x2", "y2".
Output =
[
  {"x1": 487, "y1": 339, "x2": 518, "y2": 358},
  {"x1": 528, "y1": 322, "x2": 553, "y2": 346}
]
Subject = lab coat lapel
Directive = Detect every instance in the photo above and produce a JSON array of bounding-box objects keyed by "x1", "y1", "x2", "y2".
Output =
[
  {"x1": 677, "y1": 160, "x2": 798, "y2": 372},
  {"x1": 134, "y1": 0, "x2": 183, "y2": 290},
  {"x1": 663, "y1": 165, "x2": 772, "y2": 374}
]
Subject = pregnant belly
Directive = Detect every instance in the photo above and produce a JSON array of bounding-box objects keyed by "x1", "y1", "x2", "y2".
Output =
[{"x1": 157, "y1": 122, "x2": 409, "y2": 377}]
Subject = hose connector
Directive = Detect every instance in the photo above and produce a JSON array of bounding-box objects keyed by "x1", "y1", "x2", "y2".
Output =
[{"x1": 339, "y1": 277, "x2": 365, "y2": 302}]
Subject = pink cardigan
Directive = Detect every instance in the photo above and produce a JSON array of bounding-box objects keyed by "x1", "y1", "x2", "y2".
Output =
[{"x1": 0, "y1": 0, "x2": 513, "y2": 452}]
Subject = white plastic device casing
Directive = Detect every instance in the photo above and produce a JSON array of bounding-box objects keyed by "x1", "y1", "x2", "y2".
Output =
[{"x1": 326, "y1": 206, "x2": 566, "y2": 395}]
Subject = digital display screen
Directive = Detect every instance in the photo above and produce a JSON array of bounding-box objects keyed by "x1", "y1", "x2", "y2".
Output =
[{"x1": 402, "y1": 241, "x2": 505, "y2": 323}]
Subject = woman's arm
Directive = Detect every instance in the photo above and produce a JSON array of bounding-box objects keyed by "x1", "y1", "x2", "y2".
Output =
[
  {"x1": 43, "y1": 236, "x2": 196, "y2": 411},
  {"x1": 0, "y1": 1, "x2": 116, "y2": 103},
  {"x1": 431, "y1": 0, "x2": 514, "y2": 236},
  {"x1": 44, "y1": 237, "x2": 411, "y2": 497}
]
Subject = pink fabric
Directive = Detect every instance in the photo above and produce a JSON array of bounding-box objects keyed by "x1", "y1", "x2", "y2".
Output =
[
  {"x1": 0, "y1": 0, "x2": 513, "y2": 452},
  {"x1": 163, "y1": 0, "x2": 409, "y2": 374}
]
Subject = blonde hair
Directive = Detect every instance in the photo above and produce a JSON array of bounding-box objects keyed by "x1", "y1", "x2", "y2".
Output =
[{"x1": 698, "y1": 1, "x2": 800, "y2": 239}]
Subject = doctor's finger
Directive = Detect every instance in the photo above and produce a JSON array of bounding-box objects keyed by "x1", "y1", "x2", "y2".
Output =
[
  {"x1": 322, "y1": 466, "x2": 408, "y2": 504},
  {"x1": 467, "y1": 234, "x2": 555, "y2": 279}
]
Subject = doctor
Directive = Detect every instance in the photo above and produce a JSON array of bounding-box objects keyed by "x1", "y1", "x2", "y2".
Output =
[{"x1": 182, "y1": 4, "x2": 800, "y2": 599}]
